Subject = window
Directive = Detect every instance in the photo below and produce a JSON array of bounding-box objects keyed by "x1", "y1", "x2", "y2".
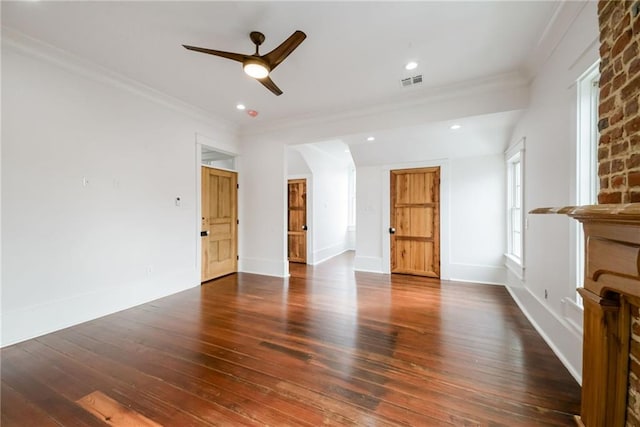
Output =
[
  {"x1": 505, "y1": 138, "x2": 525, "y2": 277},
  {"x1": 510, "y1": 159, "x2": 522, "y2": 259},
  {"x1": 575, "y1": 62, "x2": 600, "y2": 303}
]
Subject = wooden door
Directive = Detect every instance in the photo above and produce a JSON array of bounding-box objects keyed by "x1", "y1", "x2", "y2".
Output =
[
  {"x1": 288, "y1": 179, "x2": 307, "y2": 263},
  {"x1": 201, "y1": 167, "x2": 237, "y2": 282},
  {"x1": 390, "y1": 167, "x2": 440, "y2": 277}
]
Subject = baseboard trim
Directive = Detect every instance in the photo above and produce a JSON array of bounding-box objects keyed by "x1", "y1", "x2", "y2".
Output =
[
  {"x1": 1, "y1": 280, "x2": 197, "y2": 348},
  {"x1": 354, "y1": 256, "x2": 384, "y2": 274},
  {"x1": 312, "y1": 244, "x2": 350, "y2": 266},
  {"x1": 505, "y1": 285, "x2": 582, "y2": 385},
  {"x1": 239, "y1": 257, "x2": 288, "y2": 278},
  {"x1": 449, "y1": 263, "x2": 506, "y2": 285}
]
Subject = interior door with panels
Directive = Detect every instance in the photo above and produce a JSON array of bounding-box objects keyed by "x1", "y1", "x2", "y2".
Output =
[
  {"x1": 288, "y1": 179, "x2": 307, "y2": 263},
  {"x1": 390, "y1": 167, "x2": 440, "y2": 278},
  {"x1": 201, "y1": 166, "x2": 237, "y2": 282}
]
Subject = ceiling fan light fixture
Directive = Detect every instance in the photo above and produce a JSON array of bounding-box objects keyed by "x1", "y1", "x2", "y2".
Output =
[
  {"x1": 243, "y1": 59, "x2": 270, "y2": 79},
  {"x1": 405, "y1": 61, "x2": 418, "y2": 71}
]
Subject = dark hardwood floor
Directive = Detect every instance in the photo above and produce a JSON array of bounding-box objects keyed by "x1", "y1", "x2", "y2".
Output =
[{"x1": 1, "y1": 252, "x2": 580, "y2": 426}]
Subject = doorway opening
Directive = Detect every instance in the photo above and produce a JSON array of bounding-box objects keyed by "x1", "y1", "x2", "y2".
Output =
[
  {"x1": 196, "y1": 138, "x2": 238, "y2": 283},
  {"x1": 286, "y1": 141, "x2": 355, "y2": 267}
]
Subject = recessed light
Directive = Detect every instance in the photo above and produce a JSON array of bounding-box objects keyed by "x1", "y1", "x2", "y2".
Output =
[
  {"x1": 236, "y1": 104, "x2": 246, "y2": 110},
  {"x1": 344, "y1": 149, "x2": 350, "y2": 153},
  {"x1": 367, "y1": 136, "x2": 375, "y2": 141},
  {"x1": 405, "y1": 61, "x2": 418, "y2": 71},
  {"x1": 450, "y1": 124, "x2": 462, "y2": 130}
]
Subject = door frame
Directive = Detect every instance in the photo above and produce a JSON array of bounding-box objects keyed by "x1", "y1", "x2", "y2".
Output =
[
  {"x1": 287, "y1": 174, "x2": 313, "y2": 265},
  {"x1": 381, "y1": 159, "x2": 450, "y2": 279},
  {"x1": 195, "y1": 135, "x2": 239, "y2": 285}
]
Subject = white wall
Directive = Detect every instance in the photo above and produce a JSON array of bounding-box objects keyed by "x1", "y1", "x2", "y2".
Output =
[
  {"x1": 353, "y1": 152, "x2": 505, "y2": 285},
  {"x1": 287, "y1": 148, "x2": 311, "y2": 175},
  {"x1": 293, "y1": 145, "x2": 351, "y2": 265},
  {"x1": 505, "y1": 1, "x2": 599, "y2": 383},
  {"x1": 1, "y1": 40, "x2": 238, "y2": 346},
  {"x1": 237, "y1": 139, "x2": 288, "y2": 277},
  {"x1": 449, "y1": 154, "x2": 506, "y2": 283},
  {"x1": 238, "y1": 71, "x2": 529, "y2": 281},
  {"x1": 354, "y1": 166, "x2": 383, "y2": 272}
]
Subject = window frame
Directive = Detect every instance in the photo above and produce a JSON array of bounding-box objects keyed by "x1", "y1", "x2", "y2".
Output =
[
  {"x1": 505, "y1": 138, "x2": 525, "y2": 279},
  {"x1": 575, "y1": 62, "x2": 600, "y2": 304}
]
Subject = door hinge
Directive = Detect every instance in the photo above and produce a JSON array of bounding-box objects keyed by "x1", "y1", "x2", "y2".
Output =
[
  {"x1": 237, "y1": 219, "x2": 239, "y2": 225},
  {"x1": 236, "y1": 183, "x2": 239, "y2": 189},
  {"x1": 236, "y1": 255, "x2": 239, "y2": 260}
]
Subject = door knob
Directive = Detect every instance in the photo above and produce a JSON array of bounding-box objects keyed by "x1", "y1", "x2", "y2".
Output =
[
  {"x1": 201, "y1": 231, "x2": 209, "y2": 237},
  {"x1": 302, "y1": 225, "x2": 308, "y2": 231},
  {"x1": 389, "y1": 227, "x2": 395, "y2": 234}
]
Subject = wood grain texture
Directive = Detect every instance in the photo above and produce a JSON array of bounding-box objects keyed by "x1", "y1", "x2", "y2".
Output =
[
  {"x1": 202, "y1": 166, "x2": 237, "y2": 282},
  {"x1": 1, "y1": 252, "x2": 580, "y2": 426},
  {"x1": 77, "y1": 391, "x2": 163, "y2": 426},
  {"x1": 288, "y1": 179, "x2": 307, "y2": 263},
  {"x1": 569, "y1": 210, "x2": 640, "y2": 426},
  {"x1": 391, "y1": 167, "x2": 440, "y2": 277}
]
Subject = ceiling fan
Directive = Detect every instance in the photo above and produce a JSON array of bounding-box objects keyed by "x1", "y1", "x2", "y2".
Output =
[{"x1": 183, "y1": 30, "x2": 306, "y2": 96}]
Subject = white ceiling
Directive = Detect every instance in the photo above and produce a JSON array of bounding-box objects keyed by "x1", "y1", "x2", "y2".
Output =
[{"x1": 2, "y1": 0, "x2": 559, "y2": 132}]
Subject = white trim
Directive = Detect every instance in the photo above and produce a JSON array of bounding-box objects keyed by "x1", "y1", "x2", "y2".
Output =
[
  {"x1": 562, "y1": 296, "x2": 584, "y2": 337},
  {"x1": 312, "y1": 246, "x2": 351, "y2": 266},
  {"x1": 239, "y1": 257, "x2": 289, "y2": 278},
  {"x1": 195, "y1": 137, "x2": 240, "y2": 285},
  {"x1": 381, "y1": 159, "x2": 450, "y2": 279},
  {"x1": 240, "y1": 71, "x2": 529, "y2": 140},
  {"x1": 505, "y1": 285, "x2": 582, "y2": 384},
  {"x1": 2, "y1": 28, "x2": 237, "y2": 135},
  {"x1": 574, "y1": 62, "x2": 599, "y2": 304},
  {"x1": 448, "y1": 263, "x2": 506, "y2": 285},
  {"x1": 505, "y1": 138, "x2": 526, "y2": 273},
  {"x1": 524, "y1": 1, "x2": 589, "y2": 79},
  {"x1": 354, "y1": 256, "x2": 384, "y2": 273},
  {"x1": 1, "y1": 275, "x2": 195, "y2": 347},
  {"x1": 504, "y1": 253, "x2": 525, "y2": 280}
]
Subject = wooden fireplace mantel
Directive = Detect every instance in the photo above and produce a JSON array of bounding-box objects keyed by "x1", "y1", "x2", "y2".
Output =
[{"x1": 531, "y1": 203, "x2": 640, "y2": 426}]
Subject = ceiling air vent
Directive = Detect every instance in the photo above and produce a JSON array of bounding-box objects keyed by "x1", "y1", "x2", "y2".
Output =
[{"x1": 400, "y1": 74, "x2": 423, "y2": 88}]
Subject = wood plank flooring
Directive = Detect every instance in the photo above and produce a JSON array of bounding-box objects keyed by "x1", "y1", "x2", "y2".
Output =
[{"x1": 1, "y1": 252, "x2": 581, "y2": 426}]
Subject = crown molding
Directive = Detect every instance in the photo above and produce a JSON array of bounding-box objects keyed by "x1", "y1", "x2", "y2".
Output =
[
  {"x1": 239, "y1": 70, "x2": 529, "y2": 141},
  {"x1": 1, "y1": 26, "x2": 238, "y2": 138},
  {"x1": 524, "y1": 0, "x2": 592, "y2": 80}
]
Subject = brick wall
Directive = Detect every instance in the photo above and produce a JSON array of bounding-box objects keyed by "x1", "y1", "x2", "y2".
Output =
[{"x1": 598, "y1": 1, "x2": 640, "y2": 203}]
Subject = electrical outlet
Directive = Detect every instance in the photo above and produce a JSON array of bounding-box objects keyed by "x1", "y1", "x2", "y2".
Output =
[
  {"x1": 146, "y1": 265, "x2": 153, "y2": 276},
  {"x1": 82, "y1": 176, "x2": 89, "y2": 187},
  {"x1": 544, "y1": 289, "x2": 548, "y2": 299}
]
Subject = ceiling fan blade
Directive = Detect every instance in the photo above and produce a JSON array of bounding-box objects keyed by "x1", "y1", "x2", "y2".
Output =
[
  {"x1": 258, "y1": 76, "x2": 283, "y2": 96},
  {"x1": 182, "y1": 45, "x2": 248, "y2": 63},
  {"x1": 262, "y1": 30, "x2": 306, "y2": 70}
]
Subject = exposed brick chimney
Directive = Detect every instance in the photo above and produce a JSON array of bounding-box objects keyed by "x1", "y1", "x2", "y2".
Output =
[{"x1": 598, "y1": 0, "x2": 640, "y2": 203}]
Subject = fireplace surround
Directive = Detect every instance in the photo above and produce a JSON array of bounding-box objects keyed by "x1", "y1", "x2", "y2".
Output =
[{"x1": 568, "y1": 204, "x2": 640, "y2": 426}]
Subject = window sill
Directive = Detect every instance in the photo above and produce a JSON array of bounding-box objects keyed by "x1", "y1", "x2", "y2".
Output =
[{"x1": 504, "y1": 253, "x2": 525, "y2": 280}]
